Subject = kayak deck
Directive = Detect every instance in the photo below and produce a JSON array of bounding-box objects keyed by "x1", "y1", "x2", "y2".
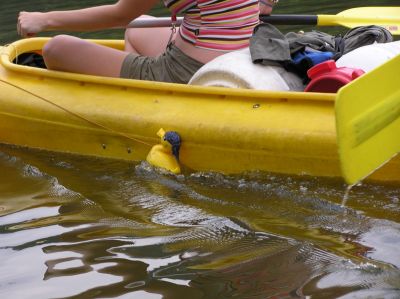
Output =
[{"x1": 0, "y1": 38, "x2": 399, "y2": 184}]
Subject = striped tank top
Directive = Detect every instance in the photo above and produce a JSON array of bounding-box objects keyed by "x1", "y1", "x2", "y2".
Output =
[{"x1": 163, "y1": 0, "x2": 260, "y2": 51}]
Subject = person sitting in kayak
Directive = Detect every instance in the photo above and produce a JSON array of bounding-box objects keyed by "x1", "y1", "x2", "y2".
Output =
[{"x1": 17, "y1": 0, "x2": 277, "y2": 84}]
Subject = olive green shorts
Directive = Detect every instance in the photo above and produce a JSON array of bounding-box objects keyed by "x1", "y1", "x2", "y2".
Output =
[{"x1": 120, "y1": 43, "x2": 204, "y2": 84}]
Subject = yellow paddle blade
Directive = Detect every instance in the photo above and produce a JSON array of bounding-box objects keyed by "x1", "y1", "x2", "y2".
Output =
[
  {"x1": 335, "y1": 54, "x2": 400, "y2": 185},
  {"x1": 319, "y1": 7, "x2": 400, "y2": 35}
]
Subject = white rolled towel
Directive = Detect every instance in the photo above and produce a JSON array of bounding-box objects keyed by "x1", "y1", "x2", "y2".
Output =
[{"x1": 189, "y1": 48, "x2": 304, "y2": 91}]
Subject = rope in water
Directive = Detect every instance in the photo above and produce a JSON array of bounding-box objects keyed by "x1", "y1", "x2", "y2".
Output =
[{"x1": 0, "y1": 78, "x2": 153, "y2": 147}]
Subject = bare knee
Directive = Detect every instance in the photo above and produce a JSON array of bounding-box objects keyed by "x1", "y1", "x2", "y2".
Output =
[
  {"x1": 124, "y1": 27, "x2": 172, "y2": 57},
  {"x1": 43, "y1": 35, "x2": 80, "y2": 69},
  {"x1": 124, "y1": 15, "x2": 156, "y2": 50},
  {"x1": 124, "y1": 29, "x2": 141, "y2": 53}
]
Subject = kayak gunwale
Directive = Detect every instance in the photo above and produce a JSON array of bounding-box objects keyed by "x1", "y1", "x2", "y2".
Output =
[{"x1": 0, "y1": 37, "x2": 335, "y2": 102}]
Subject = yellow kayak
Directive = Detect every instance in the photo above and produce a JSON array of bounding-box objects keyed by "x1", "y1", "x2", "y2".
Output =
[{"x1": 0, "y1": 38, "x2": 399, "y2": 183}]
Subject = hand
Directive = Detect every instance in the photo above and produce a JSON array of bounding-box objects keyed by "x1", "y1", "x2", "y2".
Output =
[
  {"x1": 17, "y1": 11, "x2": 47, "y2": 37},
  {"x1": 259, "y1": 0, "x2": 275, "y2": 15}
]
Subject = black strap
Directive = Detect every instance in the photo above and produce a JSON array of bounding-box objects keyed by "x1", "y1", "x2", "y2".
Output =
[{"x1": 333, "y1": 36, "x2": 345, "y2": 60}]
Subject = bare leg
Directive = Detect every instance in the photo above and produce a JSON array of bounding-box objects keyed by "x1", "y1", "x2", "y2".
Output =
[
  {"x1": 43, "y1": 22, "x2": 174, "y2": 77},
  {"x1": 43, "y1": 15, "x2": 175, "y2": 77},
  {"x1": 43, "y1": 35, "x2": 129, "y2": 77},
  {"x1": 125, "y1": 15, "x2": 175, "y2": 57}
]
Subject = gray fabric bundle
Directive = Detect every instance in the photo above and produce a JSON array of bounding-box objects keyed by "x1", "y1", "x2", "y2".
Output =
[{"x1": 250, "y1": 23, "x2": 393, "y2": 65}]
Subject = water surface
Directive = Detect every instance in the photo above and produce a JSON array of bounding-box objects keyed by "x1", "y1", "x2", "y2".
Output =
[{"x1": 1, "y1": 145, "x2": 399, "y2": 298}]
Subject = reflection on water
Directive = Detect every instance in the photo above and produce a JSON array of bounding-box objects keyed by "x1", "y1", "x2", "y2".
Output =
[{"x1": 0, "y1": 145, "x2": 399, "y2": 298}]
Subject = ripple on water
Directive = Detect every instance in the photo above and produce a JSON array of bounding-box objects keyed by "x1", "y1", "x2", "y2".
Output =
[{"x1": 0, "y1": 147, "x2": 399, "y2": 298}]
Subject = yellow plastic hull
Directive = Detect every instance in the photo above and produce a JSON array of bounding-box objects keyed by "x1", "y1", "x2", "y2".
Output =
[{"x1": 0, "y1": 38, "x2": 399, "y2": 183}]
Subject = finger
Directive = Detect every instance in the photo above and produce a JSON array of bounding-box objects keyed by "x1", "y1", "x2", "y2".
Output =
[
  {"x1": 17, "y1": 21, "x2": 21, "y2": 36},
  {"x1": 17, "y1": 12, "x2": 26, "y2": 36},
  {"x1": 20, "y1": 25, "x2": 27, "y2": 38}
]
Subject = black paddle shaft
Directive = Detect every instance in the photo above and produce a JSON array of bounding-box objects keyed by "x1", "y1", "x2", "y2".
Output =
[{"x1": 259, "y1": 14, "x2": 318, "y2": 25}]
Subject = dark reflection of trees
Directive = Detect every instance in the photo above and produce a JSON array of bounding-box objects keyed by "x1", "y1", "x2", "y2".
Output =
[{"x1": 149, "y1": 243, "x2": 317, "y2": 299}]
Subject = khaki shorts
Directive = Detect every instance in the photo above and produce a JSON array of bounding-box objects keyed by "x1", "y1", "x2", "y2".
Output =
[{"x1": 120, "y1": 43, "x2": 204, "y2": 84}]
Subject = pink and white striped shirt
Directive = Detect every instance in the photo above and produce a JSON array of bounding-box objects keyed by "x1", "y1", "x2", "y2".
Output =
[{"x1": 163, "y1": 0, "x2": 260, "y2": 51}]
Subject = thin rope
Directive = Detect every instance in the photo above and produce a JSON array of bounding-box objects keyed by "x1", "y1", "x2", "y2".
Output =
[{"x1": 0, "y1": 78, "x2": 153, "y2": 147}]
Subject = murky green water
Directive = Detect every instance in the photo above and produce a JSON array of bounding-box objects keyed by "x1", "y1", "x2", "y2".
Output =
[{"x1": 1, "y1": 1, "x2": 400, "y2": 298}]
